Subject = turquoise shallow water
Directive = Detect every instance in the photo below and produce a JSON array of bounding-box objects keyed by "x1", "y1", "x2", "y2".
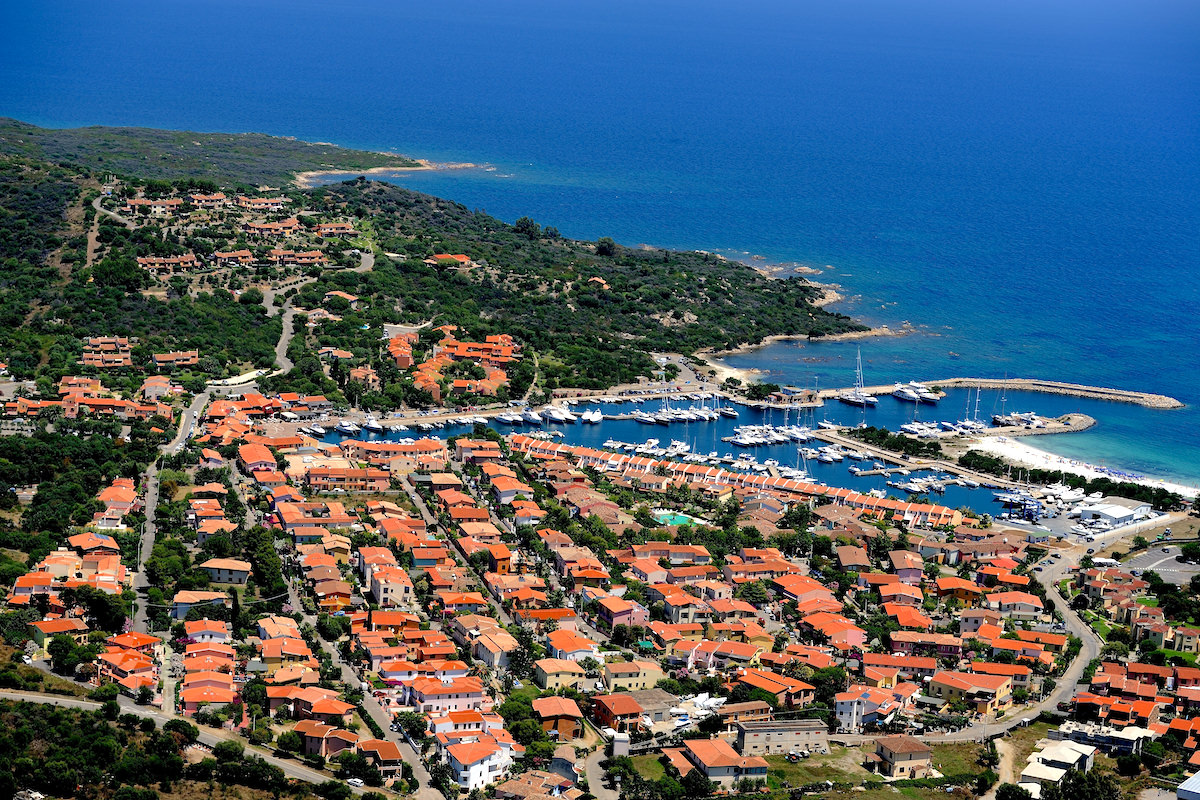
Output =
[{"x1": 2, "y1": 0, "x2": 1196, "y2": 481}]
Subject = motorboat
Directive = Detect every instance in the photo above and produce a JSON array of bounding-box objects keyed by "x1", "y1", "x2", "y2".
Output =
[
  {"x1": 362, "y1": 415, "x2": 384, "y2": 433},
  {"x1": 335, "y1": 420, "x2": 361, "y2": 434}
]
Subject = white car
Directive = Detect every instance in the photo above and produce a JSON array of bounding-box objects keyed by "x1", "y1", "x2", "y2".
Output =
[{"x1": 346, "y1": 778, "x2": 364, "y2": 787}]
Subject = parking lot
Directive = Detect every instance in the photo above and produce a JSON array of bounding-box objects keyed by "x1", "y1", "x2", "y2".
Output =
[{"x1": 1121, "y1": 545, "x2": 1200, "y2": 585}]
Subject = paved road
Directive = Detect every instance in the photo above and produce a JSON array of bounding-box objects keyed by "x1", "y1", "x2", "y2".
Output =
[
  {"x1": 134, "y1": 390, "x2": 211, "y2": 634},
  {"x1": 91, "y1": 195, "x2": 135, "y2": 229},
  {"x1": 1123, "y1": 545, "x2": 1200, "y2": 585},
  {"x1": 584, "y1": 748, "x2": 618, "y2": 800},
  {"x1": 285, "y1": 579, "x2": 438, "y2": 800},
  {"x1": 0, "y1": 689, "x2": 367, "y2": 792},
  {"x1": 268, "y1": 249, "x2": 372, "y2": 375}
]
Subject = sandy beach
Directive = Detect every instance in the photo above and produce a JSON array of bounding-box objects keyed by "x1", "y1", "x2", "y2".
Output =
[
  {"x1": 293, "y1": 159, "x2": 480, "y2": 188},
  {"x1": 966, "y1": 435, "x2": 1199, "y2": 499}
]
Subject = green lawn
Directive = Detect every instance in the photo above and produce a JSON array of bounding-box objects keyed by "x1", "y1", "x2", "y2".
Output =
[
  {"x1": 1082, "y1": 611, "x2": 1112, "y2": 640},
  {"x1": 1137, "y1": 597, "x2": 1160, "y2": 607},
  {"x1": 764, "y1": 748, "x2": 872, "y2": 788},
  {"x1": 930, "y1": 741, "x2": 983, "y2": 775},
  {"x1": 507, "y1": 684, "x2": 541, "y2": 704},
  {"x1": 1154, "y1": 649, "x2": 1198, "y2": 666},
  {"x1": 630, "y1": 754, "x2": 665, "y2": 781}
]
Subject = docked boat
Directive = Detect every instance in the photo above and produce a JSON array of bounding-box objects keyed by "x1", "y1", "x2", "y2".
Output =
[
  {"x1": 521, "y1": 409, "x2": 543, "y2": 424},
  {"x1": 362, "y1": 415, "x2": 384, "y2": 433},
  {"x1": 891, "y1": 384, "x2": 921, "y2": 403},
  {"x1": 335, "y1": 420, "x2": 361, "y2": 434},
  {"x1": 837, "y1": 349, "x2": 878, "y2": 407},
  {"x1": 718, "y1": 406, "x2": 739, "y2": 418},
  {"x1": 309, "y1": 424, "x2": 326, "y2": 435},
  {"x1": 581, "y1": 409, "x2": 603, "y2": 423}
]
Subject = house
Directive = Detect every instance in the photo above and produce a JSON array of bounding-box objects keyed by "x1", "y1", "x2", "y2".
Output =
[
  {"x1": 984, "y1": 591, "x2": 1045, "y2": 621},
  {"x1": 603, "y1": 660, "x2": 664, "y2": 692},
  {"x1": 837, "y1": 546, "x2": 871, "y2": 571},
  {"x1": 358, "y1": 739, "x2": 406, "y2": 781},
  {"x1": 869, "y1": 736, "x2": 932, "y2": 779},
  {"x1": 183, "y1": 619, "x2": 232, "y2": 645},
  {"x1": 238, "y1": 443, "x2": 276, "y2": 474},
  {"x1": 928, "y1": 670, "x2": 1013, "y2": 715},
  {"x1": 28, "y1": 618, "x2": 89, "y2": 656},
  {"x1": 534, "y1": 658, "x2": 586, "y2": 692},
  {"x1": 532, "y1": 696, "x2": 583, "y2": 739},
  {"x1": 735, "y1": 719, "x2": 830, "y2": 756},
  {"x1": 662, "y1": 738, "x2": 769, "y2": 789},
  {"x1": 547, "y1": 629, "x2": 600, "y2": 662},
  {"x1": 446, "y1": 740, "x2": 514, "y2": 792},
  {"x1": 199, "y1": 558, "x2": 252, "y2": 585},
  {"x1": 597, "y1": 596, "x2": 650, "y2": 630},
  {"x1": 835, "y1": 685, "x2": 906, "y2": 731},
  {"x1": 935, "y1": 576, "x2": 984, "y2": 605},
  {"x1": 889, "y1": 550, "x2": 925, "y2": 585},
  {"x1": 408, "y1": 677, "x2": 487, "y2": 715},
  {"x1": 171, "y1": 590, "x2": 230, "y2": 620},
  {"x1": 591, "y1": 694, "x2": 644, "y2": 732}
]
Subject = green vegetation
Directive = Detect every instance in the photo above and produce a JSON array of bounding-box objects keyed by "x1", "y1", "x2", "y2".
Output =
[
  {"x1": 0, "y1": 117, "x2": 421, "y2": 186},
  {"x1": 845, "y1": 426, "x2": 942, "y2": 459},
  {"x1": 0, "y1": 698, "x2": 343, "y2": 799},
  {"x1": 629, "y1": 753, "x2": 666, "y2": 781},
  {"x1": 959, "y1": 450, "x2": 1185, "y2": 510},
  {"x1": 279, "y1": 178, "x2": 862, "y2": 392}
]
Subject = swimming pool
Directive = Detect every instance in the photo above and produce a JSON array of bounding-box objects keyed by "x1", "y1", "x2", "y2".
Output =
[{"x1": 653, "y1": 511, "x2": 701, "y2": 526}]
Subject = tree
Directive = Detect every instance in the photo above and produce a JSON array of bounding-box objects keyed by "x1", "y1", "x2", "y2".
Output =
[
  {"x1": 212, "y1": 739, "x2": 245, "y2": 763},
  {"x1": 47, "y1": 634, "x2": 80, "y2": 674},
  {"x1": 1041, "y1": 769, "x2": 1120, "y2": 800},
  {"x1": 1115, "y1": 754, "x2": 1142, "y2": 776},
  {"x1": 595, "y1": 237, "x2": 617, "y2": 257},
  {"x1": 514, "y1": 217, "x2": 541, "y2": 240},
  {"x1": 996, "y1": 781, "x2": 1031, "y2": 800},
  {"x1": 681, "y1": 769, "x2": 715, "y2": 797},
  {"x1": 276, "y1": 730, "x2": 302, "y2": 752}
]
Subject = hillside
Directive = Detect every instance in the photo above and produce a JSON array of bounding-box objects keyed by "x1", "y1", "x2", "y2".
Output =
[
  {"x1": 0, "y1": 118, "x2": 865, "y2": 414},
  {"x1": 0, "y1": 117, "x2": 421, "y2": 187}
]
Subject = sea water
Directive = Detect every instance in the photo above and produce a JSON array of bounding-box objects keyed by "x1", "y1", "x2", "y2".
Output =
[{"x1": 2, "y1": 0, "x2": 1197, "y2": 481}]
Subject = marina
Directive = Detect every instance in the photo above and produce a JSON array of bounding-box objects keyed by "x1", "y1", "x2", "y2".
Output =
[{"x1": 277, "y1": 380, "x2": 1200, "y2": 526}]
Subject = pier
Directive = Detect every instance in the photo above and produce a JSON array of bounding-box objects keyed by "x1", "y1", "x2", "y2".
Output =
[
  {"x1": 920, "y1": 377, "x2": 1183, "y2": 409},
  {"x1": 807, "y1": 425, "x2": 1024, "y2": 490}
]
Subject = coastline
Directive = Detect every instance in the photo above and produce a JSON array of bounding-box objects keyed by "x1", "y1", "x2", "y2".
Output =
[
  {"x1": 293, "y1": 159, "x2": 480, "y2": 188},
  {"x1": 964, "y1": 435, "x2": 1199, "y2": 500},
  {"x1": 694, "y1": 324, "x2": 916, "y2": 387}
]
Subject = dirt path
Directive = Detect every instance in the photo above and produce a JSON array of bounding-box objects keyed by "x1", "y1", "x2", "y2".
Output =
[{"x1": 983, "y1": 737, "x2": 1016, "y2": 799}]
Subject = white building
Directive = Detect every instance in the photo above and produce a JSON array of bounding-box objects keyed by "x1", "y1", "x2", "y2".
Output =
[
  {"x1": 1079, "y1": 496, "x2": 1151, "y2": 526},
  {"x1": 446, "y1": 740, "x2": 513, "y2": 791}
]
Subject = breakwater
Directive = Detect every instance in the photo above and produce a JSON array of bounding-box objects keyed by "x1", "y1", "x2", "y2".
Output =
[{"x1": 919, "y1": 378, "x2": 1183, "y2": 410}]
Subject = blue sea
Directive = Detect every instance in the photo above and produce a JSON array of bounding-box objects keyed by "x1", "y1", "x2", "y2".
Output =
[{"x1": 2, "y1": 0, "x2": 1198, "y2": 485}]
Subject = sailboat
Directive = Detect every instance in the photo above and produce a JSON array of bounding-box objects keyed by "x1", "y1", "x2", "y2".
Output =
[{"x1": 837, "y1": 348, "x2": 878, "y2": 407}]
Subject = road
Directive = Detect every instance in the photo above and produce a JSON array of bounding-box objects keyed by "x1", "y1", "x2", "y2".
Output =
[
  {"x1": 284, "y1": 580, "x2": 438, "y2": 800},
  {"x1": 584, "y1": 748, "x2": 618, "y2": 800},
  {"x1": 1123, "y1": 545, "x2": 1200, "y2": 586},
  {"x1": 91, "y1": 195, "x2": 135, "y2": 229},
  {"x1": 134, "y1": 389, "x2": 212, "y2": 633},
  {"x1": 0, "y1": 689, "x2": 369, "y2": 792}
]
